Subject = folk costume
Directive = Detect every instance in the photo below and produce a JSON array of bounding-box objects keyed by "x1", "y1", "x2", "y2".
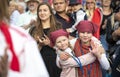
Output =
[
  {"x1": 74, "y1": 39, "x2": 102, "y2": 77},
  {"x1": 0, "y1": 21, "x2": 49, "y2": 77}
]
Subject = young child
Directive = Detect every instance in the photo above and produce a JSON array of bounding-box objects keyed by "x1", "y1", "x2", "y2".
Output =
[
  {"x1": 50, "y1": 29, "x2": 108, "y2": 77},
  {"x1": 50, "y1": 20, "x2": 111, "y2": 77},
  {"x1": 74, "y1": 20, "x2": 110, "y2": 77},
  {"x1": 50, "y1": 29, "x2": 78, "y2": 77},
  {"x1": 66, "y1": 0, "x2": 87, "y2": 33}
]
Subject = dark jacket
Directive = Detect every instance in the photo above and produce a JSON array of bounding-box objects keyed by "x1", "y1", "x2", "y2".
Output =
[{"x1": 111, "y1": 42, "x2": 120, "y2": 77}]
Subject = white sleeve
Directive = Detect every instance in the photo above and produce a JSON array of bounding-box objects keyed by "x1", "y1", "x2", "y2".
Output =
[
  {"x1": 56, "y1": 55, "x2": 62, "y2": 68},
  {"x1": 8, "y1": 40, "x2": 49, "y2": 77},
  {"x1": 70, "y1": 10, "x2": 86, "y2": 32},
  {"x1": 98, "y1": 54, "x2": 110, "y2": 70}
]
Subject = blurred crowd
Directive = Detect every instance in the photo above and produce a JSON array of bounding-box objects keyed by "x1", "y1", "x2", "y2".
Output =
[{"x1": 0, "y1": 0, "x2": 120, "y2": 77}]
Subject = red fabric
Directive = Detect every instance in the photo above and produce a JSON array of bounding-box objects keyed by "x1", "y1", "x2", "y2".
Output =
[
  {"x1": 76, "y1": 20, "x2": 98, "y2": 34},
  {"x1": 50, "y1": 29, "x2": 69, "y2": 46},
  {"x1": 0, "y1": 22, "x2": 20, "y2": 71},
  {"x1": 92, "y1": 8, "x2": 101, "y2": 39},
  {"x1": 73, "y1": 39, "x2": 102, "y2": 77},
  {"x1": 48, "y1": 0, "x2": 53, "y2": 5}
]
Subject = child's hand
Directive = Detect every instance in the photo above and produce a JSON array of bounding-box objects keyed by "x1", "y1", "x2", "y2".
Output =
[
  {"x1": 37, "y1": 35, "x2": 50, "y2": 46},
  {"x1": 90, "y1": 40, "x2": 104, "y2": 59},
  {"x1": 59, "y1": 52, "x2": 71, "y2": 61}
]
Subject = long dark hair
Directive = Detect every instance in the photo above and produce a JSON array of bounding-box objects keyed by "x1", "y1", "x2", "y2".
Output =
[
  {"x1": 29, "y1": 2, "x2": 62, "y2": 45},
  {"x1": 36, "y1": 2, "x2": 62, "y2": 37},
  {"x1": 111, "y1": 0, "x2": 120, "y2": 13},
  {"x1": 0, "y1": 0, "x2": 10, "y2": 22}
]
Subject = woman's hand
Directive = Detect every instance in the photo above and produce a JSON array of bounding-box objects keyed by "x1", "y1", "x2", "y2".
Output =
[
  {"x1": 37, "y1": 35, "x2": 51, "y2": 46},
  {"x1": 102, "y1": 19, "x2": 107, "y2": 29}
]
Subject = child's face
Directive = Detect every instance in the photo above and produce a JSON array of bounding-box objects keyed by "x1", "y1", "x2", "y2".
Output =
[
  {"x1": 79, "y1": 32, "x2": 93, "y2": 45},
  {"x1": 72, "y1": 4, "x2": 82, "y2": 12},
  {"x1": 55, "y1": 36, "x2": 69, "y2": 51}
]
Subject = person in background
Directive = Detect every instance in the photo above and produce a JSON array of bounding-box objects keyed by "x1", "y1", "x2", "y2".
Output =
[
  {"x1": 100, "y1": 0, "x2": 113, "y2": 52},
  {"x1": 85, "y1": 0, "x2": 102, "y2": 39},
  {"x1": 53, "y1": 0, "x2": 76, "y2": 39},
  {"x1": 66, "y1": 0, "x2": 87, "y2": 34},
  {"x1": 0, "y1": 0, "x2": 49, "y2": 77},
  {"x1": 66, "y1": 5, "x2": 73, "y2": 14},
  {"x1": 100, "y1": 0, "x2": 113, "y2": 76},
  {"x1": 16, "y1": 0, "x2": 39, "y2": 32},
  {"x1": 106, "y1": 10, "x2": 120, "y2": 77},
  {"x1": 106, "y1": 0, "x2": 120, "y2": 48},
  {"x1": 111, "y1": 27, "x2": 120, "y2": 77},
  {"x1": 29, "y1": 2, "x2": 62, "y2": 77},
  {"x1": 17, "y1": 1, "x2": 26, "y2": 14},
  {"x1": 9, "y1": 0, "x2": 21, "y2": 26}
]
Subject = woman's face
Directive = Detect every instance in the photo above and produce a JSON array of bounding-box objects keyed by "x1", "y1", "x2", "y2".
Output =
[
  {"x1": 79, "y1": 32, "x2": 92, "y2": 45},
  {"x1": 86, "y1": 0, "x2": 95, "y2": 10},
  {"x1": 38, "y1": 5, "x2": 51, "y2": 21},
  {"x1": 102, "y1": 0, "x2": 111, "y2": 7},
  {"x1": 56, "y1": 36, "x2": 69, "y2": 51}
]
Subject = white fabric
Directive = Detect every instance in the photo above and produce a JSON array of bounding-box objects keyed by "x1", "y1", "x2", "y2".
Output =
[
  {"x1": 98, "y1": 54, "x2": 110, "y2": 70},
  {"x1": 60, "y1": 53, "x2": 96, "y2": 68},
  {"x1": 0, "y1": 25, "x2": 49, "y2": 77},
  {"x1": 56, "y1": 48, "x2": 77, "y2": 77},
  {"x1": 69, "y1": 10, "x2": 86, "y2": 32},
  {"x1": 64, "y1": 48, "x2": 73, "y2": 56},
  {"x1": 16, "y1": 11, "x2": 37, "y2": 32},
  {"x1": 56, "y1": 46, "x2": 96, "y2": 68},
  {"x1": 56, "y1": 47, "x2": 73, "y2": 68},
  {"x1": 10, "y1": 10, "x2": 20, "y2": 26}
]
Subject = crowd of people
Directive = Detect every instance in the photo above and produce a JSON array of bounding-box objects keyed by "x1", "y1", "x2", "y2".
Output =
[{"x1": 0, "y1": 0, "x2": 120, "y2": 77}]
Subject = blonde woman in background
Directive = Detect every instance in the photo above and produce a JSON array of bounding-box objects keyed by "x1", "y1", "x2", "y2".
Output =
[{"x1": 85, "y1": 0, "x2": 102, "y2": 39}]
